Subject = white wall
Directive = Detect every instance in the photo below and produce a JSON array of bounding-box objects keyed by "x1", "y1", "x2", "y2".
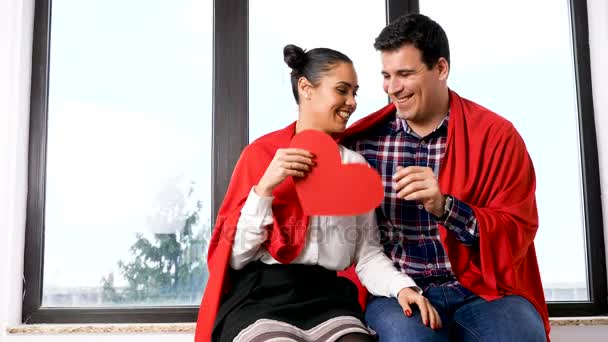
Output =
[
  {"x1": 0, "y1": 0, "x2": 33, "y2": 339},
  {"x1": 1, "y1": 0, "x2": 607, "y2": 341}
]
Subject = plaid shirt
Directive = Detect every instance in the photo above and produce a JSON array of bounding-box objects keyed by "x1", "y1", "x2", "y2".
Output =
[{"x1": 349, "y1": 113, "x2": 479, "y2": 289}]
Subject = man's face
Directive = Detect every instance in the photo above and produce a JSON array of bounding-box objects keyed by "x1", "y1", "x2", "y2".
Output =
[{"x1": 381, "y1": 44, "x2": 445, "y2": 123}]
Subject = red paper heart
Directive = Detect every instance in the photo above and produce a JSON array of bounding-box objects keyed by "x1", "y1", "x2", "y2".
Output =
[{"x1": 289, "y1": 129, "x2": 384, "y2": 216}]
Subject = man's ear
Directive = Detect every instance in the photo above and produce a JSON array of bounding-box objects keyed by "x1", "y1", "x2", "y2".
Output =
[
  {"x1": 437, "y1": 57, "x2": 449, "y2": 81},
  {"x1": 298, "y1": 77, "x2": 314, "y2": 100}
]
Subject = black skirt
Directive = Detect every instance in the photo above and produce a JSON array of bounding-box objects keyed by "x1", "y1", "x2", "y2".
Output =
[{"x1": 212, "y1": 262, "x2": 370, "y2": 342}]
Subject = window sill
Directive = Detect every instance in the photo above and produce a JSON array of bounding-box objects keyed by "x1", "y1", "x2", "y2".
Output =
[
  {"x1": 6, "y1": 317, "x2": 608, "y2": 335},
  {"x1": 6, "y1": 323, "x2": 195, "y2": 334},
  {"x1": 550, "y1": 317, "x2": 608, "y2": 326}
]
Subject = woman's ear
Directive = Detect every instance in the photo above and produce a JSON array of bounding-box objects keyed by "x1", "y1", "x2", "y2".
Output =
[{"x1": 298, "y1": 77, "x2": 313, "y2": 100}]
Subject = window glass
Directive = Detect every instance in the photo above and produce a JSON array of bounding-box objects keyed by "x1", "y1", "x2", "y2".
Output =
[
  {"x1": 420, "y1": 0, "x2": 587, "y2": 300},
  {"x1": 249, "y1": 0, "x2": 387, "y2": 141},
  {"x1": 43, "y1": 0, "x2": 212, "y2": 306}
]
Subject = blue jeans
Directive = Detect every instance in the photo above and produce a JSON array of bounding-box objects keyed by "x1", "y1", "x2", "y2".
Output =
[{"x1": 365, "y1": 284, "x2": 546, "y2": 342}]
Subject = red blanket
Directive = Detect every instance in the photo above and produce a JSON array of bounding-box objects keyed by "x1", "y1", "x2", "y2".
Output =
[
  {"x1": 341, "y1": 89, "x2": 550, "y2": 339},
  {"x1": 194, "y1": 122, "x2": 365, "y2": 341}
]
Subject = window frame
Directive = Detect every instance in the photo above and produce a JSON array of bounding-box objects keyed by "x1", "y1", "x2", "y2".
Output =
[
  {"x1": 412, "y1": 0, "x2": 607, "y2": 316},
  {"x1": 547, "y1": 0, "x2": 607, "y2": 316},
  {"x1": 23, "y1": 0, "x2": 606, "y2": 324}
]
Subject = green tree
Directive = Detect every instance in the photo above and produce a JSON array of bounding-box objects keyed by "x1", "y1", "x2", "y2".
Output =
[{"x1": 101, "y1": 199, "x2": 208, "y2": 305}]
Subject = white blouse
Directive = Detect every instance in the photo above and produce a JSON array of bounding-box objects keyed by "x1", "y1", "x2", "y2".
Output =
[{"x1": 230, "y1": 145, "x2": 419, "y2": 299}]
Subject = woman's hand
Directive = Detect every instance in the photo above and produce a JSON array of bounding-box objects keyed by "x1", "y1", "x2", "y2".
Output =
[
  {"x1": 397, "y1": 287, "x2": 443, "y2": 330},
  {"x1": 255, "y1": 148, "x2": 315, "y2": 197}
]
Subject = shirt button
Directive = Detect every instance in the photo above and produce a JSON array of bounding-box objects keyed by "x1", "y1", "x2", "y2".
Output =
[
  {"x1": 420, "y1": 141, "x2": 426, "y2": 146},
  {"x1": 427, "y1": 263, "x2": 434, "y2": 269},
  {"x1": 419, "y1": 234, "x2": 425, "y2": 239},
  {"x1": 418, "y1": 204, "x2": 424, "y2": 210}
]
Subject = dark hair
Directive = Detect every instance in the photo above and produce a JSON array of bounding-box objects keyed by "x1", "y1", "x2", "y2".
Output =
[
  {"x1": 374, "y1": 14, "x2": 450, "y2": 69},
  {"x1": 283, "y1": 44, "x2": 352, "y2": 104}
]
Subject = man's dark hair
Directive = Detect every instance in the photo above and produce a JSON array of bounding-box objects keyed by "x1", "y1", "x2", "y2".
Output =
[
  {"x1": 374, "y1": 14, "x2": 450, "y2": 70},
  {"x1": 283, "y1": 44, "x2": 352, "y2": 104}
]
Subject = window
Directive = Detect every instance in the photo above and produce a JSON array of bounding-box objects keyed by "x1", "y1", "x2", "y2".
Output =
[
  {"x1": 24, "y1": 0, "x2": 604, "y2": 323},
  {"x1": 418, "y1": 0, "x2": 605, "y2": 314},
  {"x1": 25, "y1": 0, "x2": 213, "y2": 323},
  {"x1": 25, "y1": 0, "x2": 414, "y2": 324},
  {"x1": 420, "y1": 0, "x2": 584, "y2": 300},
  {"x1": 41, "y1": 0, "x2": 212, "y2": 308}
]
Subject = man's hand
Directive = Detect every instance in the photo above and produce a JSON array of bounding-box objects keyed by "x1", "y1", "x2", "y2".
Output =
[
  {"x1": 397, "y1": 287, "x2": 442, "y2": 330},
  {"x1": 393, "y1": 166, "x2": 445, "y2": 217}
]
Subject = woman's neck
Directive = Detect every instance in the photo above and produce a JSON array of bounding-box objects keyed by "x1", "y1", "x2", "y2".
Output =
[{"x1": 295, "y1": 111, "x2": 324, "y2": 134}]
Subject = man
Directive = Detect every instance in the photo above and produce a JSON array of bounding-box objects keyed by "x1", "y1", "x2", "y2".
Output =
[{"x1": 342, "y1": 13, "x2": 549, "y2": 341}]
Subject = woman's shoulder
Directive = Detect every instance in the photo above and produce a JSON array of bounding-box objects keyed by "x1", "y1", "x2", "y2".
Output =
[
  {"x1": 245, "y1": 122, "x2": 297, "y2": 154},
  {"x1": 338, "y1": 145, "x2": 369, "y2": 165},
  {"x1": 237, "y1": 136, "x2": 278, "y2": 165}
]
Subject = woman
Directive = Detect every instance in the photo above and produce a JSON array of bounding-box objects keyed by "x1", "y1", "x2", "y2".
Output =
[{"x1": 195, "y1": 44, "x2": 441, "y2": 342}]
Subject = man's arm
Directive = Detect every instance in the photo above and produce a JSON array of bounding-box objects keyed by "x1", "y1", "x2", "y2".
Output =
[{"x1": 433, "y1": 195, "x2": 478, "y2": 245}]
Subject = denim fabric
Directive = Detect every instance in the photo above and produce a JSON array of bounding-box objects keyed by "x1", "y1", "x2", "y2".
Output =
[{"x1": 365, "y1": 284, "x2": 546, "y2": 342}]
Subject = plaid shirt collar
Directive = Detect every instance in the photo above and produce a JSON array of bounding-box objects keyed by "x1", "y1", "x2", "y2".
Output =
[{"x1": 388, "y1": 111, "x2": 450, "y2": 139}]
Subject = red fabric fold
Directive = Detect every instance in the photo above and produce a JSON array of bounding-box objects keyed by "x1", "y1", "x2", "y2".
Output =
[{"x1": 341, "y1": 90, "x2": 550, "y2": 339}]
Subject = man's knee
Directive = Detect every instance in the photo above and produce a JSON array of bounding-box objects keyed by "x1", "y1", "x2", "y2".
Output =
[
  {"x1": 452, "y1": 319, "x2": 545, "y2": 342},
  {"x1": 453, "y1": 295, "x2": 546, "y2": 342}
]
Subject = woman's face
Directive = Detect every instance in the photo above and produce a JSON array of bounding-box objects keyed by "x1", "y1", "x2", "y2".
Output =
[{"x1": 302, "y1": 62, "x2": 359, "y2": 134}]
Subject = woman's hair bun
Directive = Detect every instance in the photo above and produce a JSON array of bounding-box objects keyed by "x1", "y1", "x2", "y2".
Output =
[{"x1": 283, "y1": 44, "x2": 307, "y2": 71}]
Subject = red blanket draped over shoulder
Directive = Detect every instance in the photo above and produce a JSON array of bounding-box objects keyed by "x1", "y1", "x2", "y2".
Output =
[
  {"x1": 341, "y1": 90, "x2": 550, "y2": 339},
  {"x1": 194, "y1": 122, "x2": 366, "y2": 342}
]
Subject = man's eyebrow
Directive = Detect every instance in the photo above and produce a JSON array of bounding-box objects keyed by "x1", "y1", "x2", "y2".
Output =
[{"x1": 381, "y1": 68, "x2": 417, "y2": 74}]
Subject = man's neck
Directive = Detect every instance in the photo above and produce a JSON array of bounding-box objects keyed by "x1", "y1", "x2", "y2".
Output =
[
  {"x1": 406, "y1": 119, "x2": 441, "y2": 138},
  {"x1": 405, "y1": 108, "x2": 449, "y2": 137},
  {"x1": 405, "y1": 91, "x2": 450, "y2": 137}
]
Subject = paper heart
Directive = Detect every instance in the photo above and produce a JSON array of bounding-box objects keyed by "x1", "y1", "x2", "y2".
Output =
[{"x1": 289, "y1": 129, "x2": 384, "y2": 216}]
